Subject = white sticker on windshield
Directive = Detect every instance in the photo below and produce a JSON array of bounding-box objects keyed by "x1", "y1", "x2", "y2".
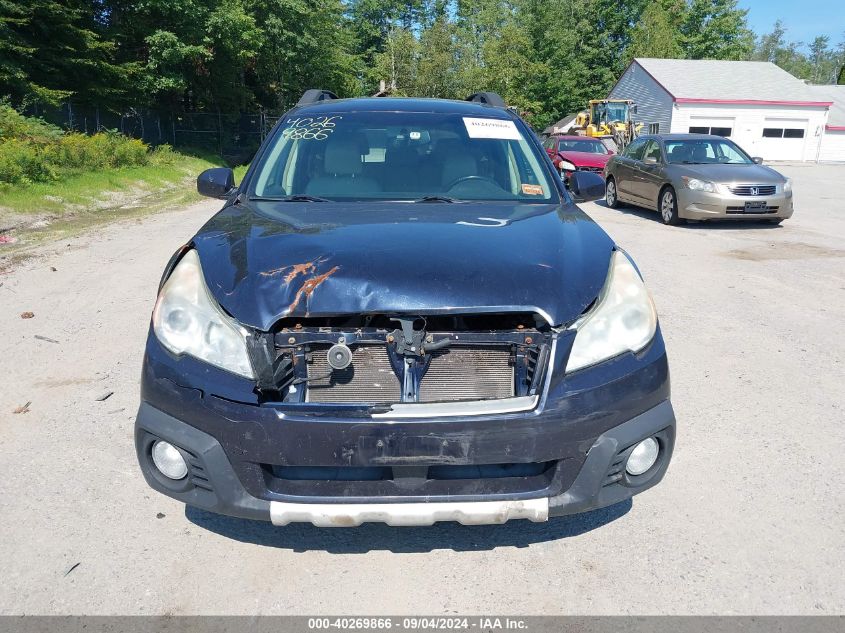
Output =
[{"x1": 463, "y1": 117, "x2": 522, "y2": 140}]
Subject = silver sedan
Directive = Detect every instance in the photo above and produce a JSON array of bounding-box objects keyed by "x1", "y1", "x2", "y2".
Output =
[{"x1": 604, "y1": 134, "x2": 793, "y2": 225}]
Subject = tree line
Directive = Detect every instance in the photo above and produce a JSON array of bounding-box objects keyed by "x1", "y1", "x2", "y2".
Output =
[{"x1": 1, "y1": 0, "x2": 843, "y2": 130}]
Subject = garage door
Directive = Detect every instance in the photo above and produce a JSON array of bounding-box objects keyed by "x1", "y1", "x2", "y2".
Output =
[{"x1": 755, "y1": 118, "x2": 808, "y2": 161}]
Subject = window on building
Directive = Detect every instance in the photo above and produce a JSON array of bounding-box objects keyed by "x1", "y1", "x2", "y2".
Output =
[
  {"x1": 689, "y1": 126, "x2": 732, "y2": 137},
  {"x1": 784, "y1": 128, "x2": 805, "y2": 138},
  {"x1": 648, "y1": 123, "x2": 660, "y2": 134},
  {"x1": 763, "y1": 128, "x2": 783, "y2": 138}
]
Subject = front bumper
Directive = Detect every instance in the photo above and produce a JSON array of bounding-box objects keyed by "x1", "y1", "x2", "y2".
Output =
[
  {"x1": 135, "y1": 326, "x2": 675, "y2": 526},
  {"x1": 677, "y1": 188, "x2": 793, "y2": 220},
  {"x1": 136, "y1": 384, "x2": 675, "y2": 526}
]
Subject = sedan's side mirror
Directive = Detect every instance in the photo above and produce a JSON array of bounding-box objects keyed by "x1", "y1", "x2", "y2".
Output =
[
  {"x1": 569, "y1": 170, "x2": 606, "y2": 203},
  {"x1": 197, "y1": 167, "x2": 235, "y2": 199},
  {"x1": 644, "y1": 155, "x2": 659, "y2": 165},
  {"x1": 752, "y1": 157, "x2": 764, "y2": 164}
]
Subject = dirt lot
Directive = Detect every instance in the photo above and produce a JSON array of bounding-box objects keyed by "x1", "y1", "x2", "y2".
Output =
[{"x1": 0, "y1": 163, "x2": 843, "y2": 615}]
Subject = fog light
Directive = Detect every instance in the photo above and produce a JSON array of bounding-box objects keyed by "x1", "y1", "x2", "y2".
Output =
[
  {"x1": 626, "y1": 437, "x2": 659, "y2": 476},
  {"x1": 151, "y1": 440, "x2": 188, "y2": 480}
]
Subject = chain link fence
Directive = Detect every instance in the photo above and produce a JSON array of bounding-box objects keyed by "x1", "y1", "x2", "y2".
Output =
[{"x1": 23, "y1": 103, "x2": 286, "y2": 163}]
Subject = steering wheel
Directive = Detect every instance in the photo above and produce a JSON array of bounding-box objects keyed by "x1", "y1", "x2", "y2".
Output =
[{"x1": 445, "y1": 175, "x2": 500, "y2": 190}]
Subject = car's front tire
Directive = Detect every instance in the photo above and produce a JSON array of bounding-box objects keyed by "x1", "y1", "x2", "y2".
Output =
[
  {"x1": 659, "y1": 186, "x2": 682, "y2": 225},
  {"x1": 606, "y1": 177, "x2": 620, "y2": 208}
]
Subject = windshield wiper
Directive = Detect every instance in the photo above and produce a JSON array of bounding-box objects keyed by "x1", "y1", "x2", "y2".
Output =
[
  {"x1": 250, "y1": 194, "x2": 330, "y2": 202},
  {"x1": 415, "y1": 195, "x2": 461, "y2": 203}
]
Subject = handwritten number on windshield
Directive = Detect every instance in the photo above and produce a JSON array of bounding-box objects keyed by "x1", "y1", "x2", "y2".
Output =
[{"x1": 281, "y1": 116, "x2": 342, "y2": 141}]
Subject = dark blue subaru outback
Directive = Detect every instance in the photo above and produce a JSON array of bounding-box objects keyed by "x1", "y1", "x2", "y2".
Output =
[{"x1": 135, "y1": 90, "x2": 675, "y2": 527}]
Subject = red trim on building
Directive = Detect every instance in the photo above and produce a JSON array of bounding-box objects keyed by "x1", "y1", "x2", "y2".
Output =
[
  {"x1": 827, "y1": 125, "x2": 845, "y2": 131},
  {"x1": 674, "y1": 98, "x2": 833, "y2": 107}
]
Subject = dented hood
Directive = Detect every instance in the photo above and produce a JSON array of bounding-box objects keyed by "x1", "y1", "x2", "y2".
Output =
[{"x1": 192, "y1": 200, "x2": 614, "y2": 331}]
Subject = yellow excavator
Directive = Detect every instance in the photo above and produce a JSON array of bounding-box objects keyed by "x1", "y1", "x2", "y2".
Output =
[{"x1": 573, "y1": 99, "x2": 642, "y2": 152}]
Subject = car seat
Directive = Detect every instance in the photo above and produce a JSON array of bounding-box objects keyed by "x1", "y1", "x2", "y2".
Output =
[{"x1": 305, "y1": 136, "x2": 381, "y2": 197}]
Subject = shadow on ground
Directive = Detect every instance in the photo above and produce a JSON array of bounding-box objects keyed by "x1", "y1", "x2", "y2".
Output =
[
  {"x1": 185, "y1": 499, "x2": 632, "y2": 553},
  {"x1": 591, "y1": 200, "x2": 783, "y2": 229}
]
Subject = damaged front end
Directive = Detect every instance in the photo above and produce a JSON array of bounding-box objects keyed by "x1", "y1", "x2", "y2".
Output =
[{"x1": 247, "y1": 312, "x2": 552, "y2": 416}]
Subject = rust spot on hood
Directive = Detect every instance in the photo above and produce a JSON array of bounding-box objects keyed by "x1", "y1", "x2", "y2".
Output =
[
  {"x1": 287, "y1": 265, "x2": 340, "y2": 313},
  {"x1": 259, "y1": 258, "x2": 327, "y2": 281},
  {"x1": 284, "y1": 262, "x2": 317, "y2": 283}
]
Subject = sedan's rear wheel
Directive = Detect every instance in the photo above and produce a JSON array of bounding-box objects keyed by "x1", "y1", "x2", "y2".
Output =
[
  {"x1": 606, "y1": 177, "x2": 619, "y2": 208},
  {"x1": 659, "y1": 187, "x2": 682, "y2": 225}
]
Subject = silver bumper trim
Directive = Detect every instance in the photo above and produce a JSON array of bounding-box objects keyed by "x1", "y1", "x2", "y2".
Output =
[
  {"x1": 269, "y1": 498, "x2": 549, "y2": 527},
  {"x1": 371, "y1": 395, "x2": 539, "y2": 419}
]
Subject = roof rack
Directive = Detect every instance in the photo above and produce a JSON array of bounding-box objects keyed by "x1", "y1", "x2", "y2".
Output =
[
  {"x1": 296, "y1": 89, "x2": 339, "y2": 107},
  {"x1": 466, "y1": 92, "x2": 507, "y2": 108}
]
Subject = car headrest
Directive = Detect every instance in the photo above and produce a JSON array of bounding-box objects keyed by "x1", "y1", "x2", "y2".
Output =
[
  {"x1": 324, "y1": 138, "x2": 363, "y2": 176},
  {"x1": 670, "y1": 145, "x2": 690, "y2": 161},
  {"x1": 692, "y1": 144, "x2": 708, "y2": 161}
]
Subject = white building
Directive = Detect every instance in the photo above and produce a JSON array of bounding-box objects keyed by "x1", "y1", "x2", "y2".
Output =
[
  {"x1": 609, "y1": 58, "x2": 834, "y2": 162},
  {"x1": 809, "y1": 84, "x2": 845, "y2": 162}
]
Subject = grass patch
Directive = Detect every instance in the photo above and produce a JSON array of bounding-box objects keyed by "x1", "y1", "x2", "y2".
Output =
[
  {"x1": 0, "y1": 106, "x2": 251, "y2": 262},
  {"x1": 0, "y1": 148, "x2": 229, "y2": 260}
]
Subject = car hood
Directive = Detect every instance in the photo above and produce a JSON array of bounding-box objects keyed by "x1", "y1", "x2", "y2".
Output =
[
  {"x1": 559, "y1": 151, "x2": 611, "y2": 168},
  {"x1": 192, "y1": 201, "x2": 614, "y2": 331},
  {"x1": 671, "y1": 163, "x2": 785, "y2": 184}
]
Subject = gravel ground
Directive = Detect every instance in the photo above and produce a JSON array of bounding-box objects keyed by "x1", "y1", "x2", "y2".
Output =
[{"x1": 0, "y1": 163, "x2": 843, "y2": 615}]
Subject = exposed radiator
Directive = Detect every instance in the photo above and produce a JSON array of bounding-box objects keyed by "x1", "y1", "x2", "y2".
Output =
[
  {"x1": 418, "y1": 346, "x2": 514, "y2": 402},
  {"x1": 305, "y1": 344, "x2": 515, "y2": 404},
  {"x1": 306, "y1": 345, "x2": 400, "y2": 404}
]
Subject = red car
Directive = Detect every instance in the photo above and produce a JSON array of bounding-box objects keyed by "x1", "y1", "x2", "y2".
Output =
[{"x1": 543, "y1": 135, "x2": 614, "y2": 185}]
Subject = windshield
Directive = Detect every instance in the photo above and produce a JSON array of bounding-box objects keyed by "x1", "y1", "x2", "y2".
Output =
[
  {"x1": 251, "y1": 111, "x2": 557, "y2": 202},
  {"x1": 558, "y1": 139, "x2": 609, "y2": 154},
  {"x1": 593, "y1": 102, "x2": 628, "y2": 124},
  {"x1": 665, "y1": 139, "x2": 753, "y2": 165}
]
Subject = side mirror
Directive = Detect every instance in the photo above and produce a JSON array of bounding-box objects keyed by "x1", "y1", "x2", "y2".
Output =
[
  {"x1": 569, "y1": 170, "x2": 606, "y2": 203},
  {"x1": 752, "y1": 157, "x2": 764, "y2": 164},
  {"x1": 644, "y1": 155, "x2": 659, "y2": 165},
  {"x1": 197, "y1": 167, "x2": 235, "y2": 199}
]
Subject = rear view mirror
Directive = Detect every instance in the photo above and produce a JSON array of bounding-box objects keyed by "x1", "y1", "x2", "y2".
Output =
[
  {"x1": 568, "y1": 171, "x2": 606, "y2": 203},
  {"x1": 752, "y1": 157, "x2": 764, "y2": 164},
  {"x1": 197, "y1": 167, "x2": 235, "y2": 199}
]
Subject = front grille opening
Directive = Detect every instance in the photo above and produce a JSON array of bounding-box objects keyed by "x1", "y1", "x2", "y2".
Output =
[
  {"x1": 268, "y1": 461, "x2": 555, "y2": 482},
  {"x1": 725, "y1": 206, "x2": 779, "y2": 214},
  {"x1": 728, "y1": 184, "x2": 777, "y2": 196},
  {"x1": 272, "y1": 465, "x2": 393, "y2": 481}
]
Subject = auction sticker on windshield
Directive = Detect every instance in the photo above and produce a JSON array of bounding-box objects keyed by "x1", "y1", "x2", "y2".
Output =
[{"x1": 463, "y1": 117, "x2": 522, "y2": 140}]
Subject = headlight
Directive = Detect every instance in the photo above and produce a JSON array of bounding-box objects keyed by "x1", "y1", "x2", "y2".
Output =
[
  {"x1": 783, "y1": 179, "x2": 792, "y2": 193},
  {"x1": 682, "y1": 177, "x2": 718, "y2": 192},
  {"x1": 565, "y1": 250, "x2": 658, "y2": 373},
  {"x1": 153, "y1": 249, "x2": 254, "y2": 378},
  {"x1": 559, "y1": 159, "x2": 576, "y2": 171}
]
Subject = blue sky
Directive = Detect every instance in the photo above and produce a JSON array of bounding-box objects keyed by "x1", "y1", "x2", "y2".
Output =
[{"x1": 738, "y1": 0, "x2": 845, "y2": 46}]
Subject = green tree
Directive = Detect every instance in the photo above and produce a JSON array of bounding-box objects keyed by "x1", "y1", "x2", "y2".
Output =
[
  {"x1": 681, "y1": 0, "x2": 753, "y2": 60},
  {"x1": 0, "y1": 0, "x2": 127, "y2": 107},
  {"x1": 629, "y1": 2, "x2": 684, "y2": 60}
]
